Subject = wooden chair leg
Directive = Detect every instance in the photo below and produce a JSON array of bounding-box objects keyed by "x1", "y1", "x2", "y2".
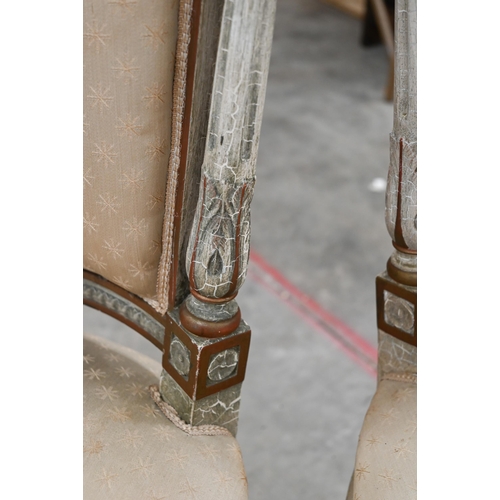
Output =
[
  {"x1": 160, "y1": 0, "x2": 277, "y2": 437},
  {"x1": 369, "y1": 0, "x2": 395, "y2": 100},
  {"x1": 349, "y1": 1, "x2": 417, "y2": 497}
]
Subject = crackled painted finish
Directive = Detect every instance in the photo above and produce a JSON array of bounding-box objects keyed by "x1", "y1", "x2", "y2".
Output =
[
  {"x1": 385, "y1": 0, "x2": 417, "y2": 253},
  {"x1": 161, "y1": 0, "x2": 276, "y2": 432},
  {"x1": 390, "y1": 246, "x2": 417, "y2": 275},
  {"x1": 185, "y1": 294, "x2": 239, "y2": 322},
  {"x1": 208, "y1": 349, "x2": 239, "y2": 381},
  {"x1": 160, "y1": 370, "x2": 242, "y2": 436},
  {"x1": 378, "y1": 331, "x2": 417, "y2": 381},
  {"x1": 161, "y1": 0, "x2": 275, "y2": 430},
  {"x1": 378, "y1": 0, "x2": 417, "y2": 367},
  {"x1": 161, "y1": 306, "x2": 249, "y2": 433},
  {"x1": 186, "y1": 0, "x2": 276, "y2": 300},
  {"x1": 83, "y1": 279, "x2": 164, "y2": 345},
  {"x1": 170, "y1": 307, "x2": 250, "y2": 349},
  {"x1": 377, "y1": 0, "x2": 417, "y2": 353},
  {"x1": 349, "y1": 4, "x2": 418, "y2": 498},
  {"x1": 170, "y1": 334, "x2": 191, "y2": 377},
  {"x1": 167, "y1": 331, "x2": 240, "y2": 382},
  {"x1": 384, "y1": 291, "x2": 414, "y2": 335}
]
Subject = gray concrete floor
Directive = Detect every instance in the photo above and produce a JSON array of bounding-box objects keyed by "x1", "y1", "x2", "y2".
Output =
[
  {"x1": 84, "y1": 0, "x2": 393, "y2": 497},
  {"x1": 255, "y1": 0, "x2": 393, "y2": 347}
]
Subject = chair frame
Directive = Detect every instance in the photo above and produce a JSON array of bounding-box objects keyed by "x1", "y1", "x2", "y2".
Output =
[
  {"x1": 84, "y1": 0, "x2": 277, "y2": 436},
  {"x1": 347, "y1": 1, "x2": 417, "y2": 497},
  {"x1": 376, "y1": 0, "x2": 417, "y2": 358}
]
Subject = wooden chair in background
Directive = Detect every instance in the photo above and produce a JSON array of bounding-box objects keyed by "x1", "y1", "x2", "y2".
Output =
[
  {"x1": 348, "y1": 0, "x2": 417, "y2": 497},
  {"x1": 323, "y1": 0, "x2": 396, "y2": 100}
]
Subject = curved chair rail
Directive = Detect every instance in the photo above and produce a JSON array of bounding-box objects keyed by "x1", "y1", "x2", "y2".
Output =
[{"x1": 83, "y1": 271, "x2": 166, "y2": 350}]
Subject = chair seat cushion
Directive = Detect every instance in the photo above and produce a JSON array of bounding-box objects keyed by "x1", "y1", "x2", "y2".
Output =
[
  {"x1": 84, "y1": 334, "x2": 248, "y2": 499},
  {"x1": 350, "y1": 376, "x2": 416, "y2": 499}
]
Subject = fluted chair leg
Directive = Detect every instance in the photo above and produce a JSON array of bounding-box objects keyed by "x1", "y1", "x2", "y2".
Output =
[
  {"x1": 159, "y1": 0, "x2": 276, "y2": 437},
  {"x1": 349, "y1": 1, "x2": 417, "y2": 498}
]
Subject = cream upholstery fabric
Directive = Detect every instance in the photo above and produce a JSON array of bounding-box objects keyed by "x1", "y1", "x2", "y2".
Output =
[
  {"x1": 83, "y1": 0, "x2": 179, "y2": 301},
  {"x1": 83, "y1": 334, "x2": 248, "y2": 500},
  {"x1": 349, "y1": 376, "x2": 416, "y2": 500}
]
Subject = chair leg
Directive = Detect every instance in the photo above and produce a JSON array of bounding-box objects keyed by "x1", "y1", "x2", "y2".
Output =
[
  {"x1": 362, "y1": 0, "x2": 382, "y2": 46},
  {"x1": 367, "y1": 0, "x2": 395, "y2": 100},
  {"x1": 159, "y1": 0, "x2": 277, "y2": 437},
  {"x1": 377, "y1": 0, "x2": 417, "y2": 354},
  {"x1": 348, "y1": 0, "x2": 417, "y2": 497}
]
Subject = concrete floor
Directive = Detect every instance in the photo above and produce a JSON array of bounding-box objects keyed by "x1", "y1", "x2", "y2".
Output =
[
  {"x1": 84, "y1": 0, "x2": 393, "y2": 498},
  {"x1": 255, "y1": 0, "x2": 393, "y2": 347}
]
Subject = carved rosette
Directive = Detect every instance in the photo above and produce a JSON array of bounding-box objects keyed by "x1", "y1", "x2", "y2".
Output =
[{"x1": 161, "y1": 308, "x2": 251, "y2": 435}]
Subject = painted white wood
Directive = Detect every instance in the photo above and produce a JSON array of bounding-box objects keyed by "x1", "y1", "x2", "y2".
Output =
[
  {"x1": 186, "y1": 0, "x2": 277, "y2": 300},
  {"x1": 385, "y1": 0, "x2": 417, "y2": 252}
]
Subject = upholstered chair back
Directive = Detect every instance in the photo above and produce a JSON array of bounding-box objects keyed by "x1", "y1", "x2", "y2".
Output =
[
  {"x1": 84, "y1": 0, "x2": 276, "y2": 437},
  {"x1": 84, "y1": 0, "x2": 181, "y2": 305}
]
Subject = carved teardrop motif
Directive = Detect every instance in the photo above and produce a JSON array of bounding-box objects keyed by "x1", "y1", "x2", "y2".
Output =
[
  {"x1": 181, "y1": 0, "x2": 273, "y2": 306},
  {"x1": 187, "y1": 174, "x2": 254, "y2": 299},
  {"x1": 207, "y1": 249, "x2": 224, "y2": 276}
]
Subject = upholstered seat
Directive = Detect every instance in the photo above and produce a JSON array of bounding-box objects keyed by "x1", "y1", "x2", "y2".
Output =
[
  {"x1": 83, "y1": 334, "x2": 248, "y2": 499},
  {"x1": 348, "y1": 375, "x2": 416, "y2": 499}
]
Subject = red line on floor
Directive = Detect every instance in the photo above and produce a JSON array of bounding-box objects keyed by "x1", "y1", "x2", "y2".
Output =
[{"x1": 248, "y1": 250, "x2": 378, "y2": 377}]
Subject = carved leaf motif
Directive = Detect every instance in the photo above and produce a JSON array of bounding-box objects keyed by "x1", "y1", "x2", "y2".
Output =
[
  {"x1": 208, "y1": 249, "x2": 224, "y2": 276},
  {"x1": 385, "y1": 136, "x2": 417, "y2": 250},
  {"x1": 186, "y1": 174, "x2": 255, "y2": 299},
  {"x1": 183, "y1": 0, "x2": 275, "y2": 301}
]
